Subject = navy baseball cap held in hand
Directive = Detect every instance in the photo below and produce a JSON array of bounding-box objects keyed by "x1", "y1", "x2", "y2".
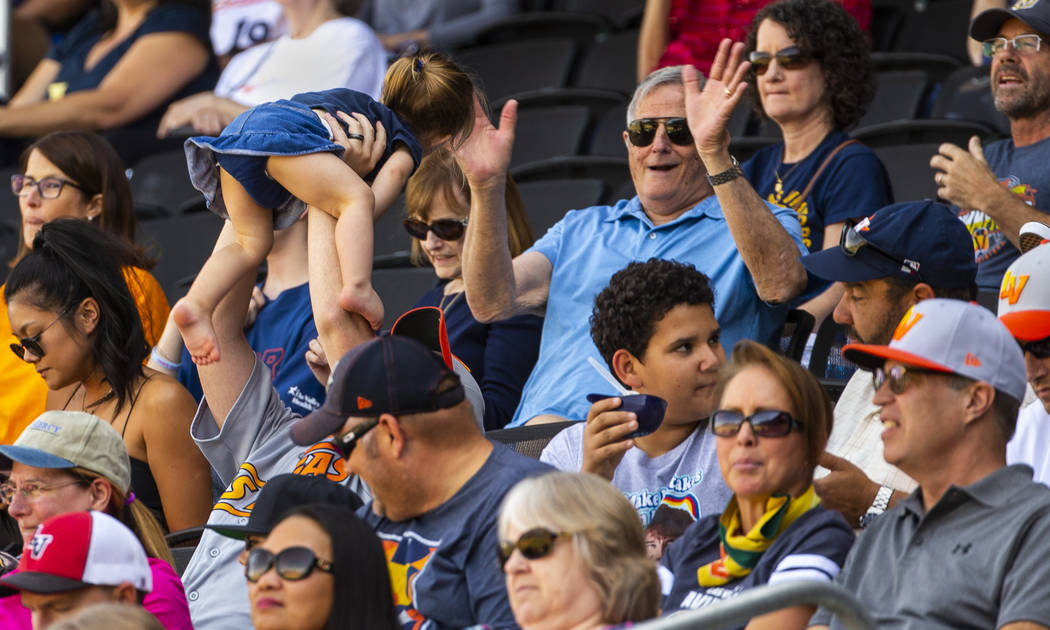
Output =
[
  {"x1": 971, "y1": 0, "x2": 1050, "y2": 41},
  {"x1": 291, "y1": 335, "x2": 465, "y2": 446},
  {"x1": 801, "y1": 200, "x2": 977, "y2": 288}
]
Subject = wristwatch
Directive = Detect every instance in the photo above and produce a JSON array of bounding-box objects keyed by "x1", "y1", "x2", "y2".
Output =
[
  {"x1": 706, "y1": 155, "x2": 742, "y2": 186},
  {"x1": 857, "y1": 485, "x2": 893, "y2": 529}
]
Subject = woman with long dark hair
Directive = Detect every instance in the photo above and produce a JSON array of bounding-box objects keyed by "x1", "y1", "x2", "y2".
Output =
[{"x1": 4, "y1": 219, "x2": 210, "y2": 532}]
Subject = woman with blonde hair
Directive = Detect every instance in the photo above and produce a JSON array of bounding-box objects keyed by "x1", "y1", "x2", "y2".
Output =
[
  {"x1": 404, "y1": 150, "x2": 541, "y2": 429},
  {"x1": 498, "y1": 471, "x2": 660, "y2": 629}
]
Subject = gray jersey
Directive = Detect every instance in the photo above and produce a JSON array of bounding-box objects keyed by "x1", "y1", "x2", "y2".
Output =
[{"x1": 181, "y1": 358, "x2": 367, "y2": 630}]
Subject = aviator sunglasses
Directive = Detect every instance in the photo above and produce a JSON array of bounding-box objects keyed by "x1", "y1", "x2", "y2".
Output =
[
  {"x1": 403, "y1": 217, "x2": 468, "y2": 241},
  {"x1": 710, "y1": 409, "x2": 803, "y2": 438},
  {"x1": 244, "y1": 546, "x2": 334, "y2": 583},
  {"x1": 748, "y1": 46, "x2": 812, "y2": 75},
  {"x1": 626, "y1": 117, "x2": 693, "y2": 147},
  {"x1": 841, "y1": 219, "x2": 922, "y2": 280},
  {"x1": 498, "y1": 528, "x2": 573, "y2": 568},
  {"x1": 10, "y1": 303, "x2": 74, "y2": 360}
]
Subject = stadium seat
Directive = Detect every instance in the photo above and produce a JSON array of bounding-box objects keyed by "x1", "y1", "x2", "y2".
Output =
[
  {"x1": 455, "y1": 39, "x2": 577, "y2": 102},
  {"x1": 891, "y1": 0, "x2": 972, "y2": 64},
  {"x1": 517, "y1": 178, "x2": 605, "y2": 235},
  {"x1": 730, "y1": 136, "x2": 779, "y2": 162},
  {"x1": 137, "y1": 212, "x2": 224, "y2": 302},
  {"x1": 476, "y1": 12, "x2": 610, "y2": 46},
  {"x1": 374, "y1": 195, "x2": 413, "y2": 269},
  {"x1": 554, "y1": 0, "x2": 645, "y2": 29},
  {"x1": 487, "y1": 421, "x2": 575, "y2": 457},
  {"x1": 373, "y1": 267, "x2": 439, "y2": 325},
  {"x1": 129, "y1": 150, "x2": 204, "y2": 217},
  {"x1": 872, "y1": 143, "x2": 940, "y2": 203},
  {"x1": 571, "y1": 30, "x2": 640, "y2": 95},
  {"x1": 779, "y1": 309, "x2": 815, "y2": 364},
  {"x1": 588, "y1": 105, "x2": 628, "y2": 158},
  {"x1": 166, "y1": 527, "x2": 204, "y2": 577},
  {"x1": 511, "y1": 105, "x2": 592, "y2": 167},
  {"x1": 512, "y1": 156, "x2": 632, "y2": 205},
  {"x1": 852, "y1": 119, "x2": 1002, "y2": 147},
  {"x1": 870, "y1": 51, "x2": 961, "y2": 85},
  {"x1": 857, "y1": 70, "x2": 930, "y2": 127},
  {"x1": 932, "y1": 66, "x2": 1010, "y2": 137}
]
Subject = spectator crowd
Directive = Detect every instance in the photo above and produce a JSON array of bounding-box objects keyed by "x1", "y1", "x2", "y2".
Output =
[{"x1": 2, "y1": 0, "x2": 1050, "y2": 628}]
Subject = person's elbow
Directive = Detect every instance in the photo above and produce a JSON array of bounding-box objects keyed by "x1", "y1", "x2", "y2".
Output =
[{"x1": 755, "y1": 258, "x2": 807, "y2": 304}]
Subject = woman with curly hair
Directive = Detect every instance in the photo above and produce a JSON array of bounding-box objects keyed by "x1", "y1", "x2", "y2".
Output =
[{"x1": 741, "y1": 0, "x2": 892, "y2": 324}]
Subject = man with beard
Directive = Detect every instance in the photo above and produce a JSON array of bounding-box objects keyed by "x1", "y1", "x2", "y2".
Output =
[
  {"x1": 798, "y1": 201, "x2": 977, "y2": 528},
  {"x1": 932, "y1": 2, "x2": 1050, "y2": 291}
]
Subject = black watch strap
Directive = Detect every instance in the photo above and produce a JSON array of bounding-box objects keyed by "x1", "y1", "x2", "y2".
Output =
[{"x1": 707, "y1": 156, "x2": 742, "y2": 186}]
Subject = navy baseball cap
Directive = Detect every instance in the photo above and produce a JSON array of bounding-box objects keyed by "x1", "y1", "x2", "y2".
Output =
[
  {"x1": 207, "y1": 474, "x2": 360, "y2": 540},
  {"x1": 971, "y1": 0, "x2": 1050, "y2": 41},
  {"x1": 290, "y1": 335, "x2": 465, "y2": 446},
  {"x1": 801, "y1": 200, "x2": 976, "y2": 288}
]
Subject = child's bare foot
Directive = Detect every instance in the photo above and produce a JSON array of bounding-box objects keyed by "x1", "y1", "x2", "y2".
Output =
[
  {"x1": 172, "y1": 299, "x2": 221, "y2": 365},
  {"x1": 338, "y1": 284, "x2": 384, "y2": 331}
]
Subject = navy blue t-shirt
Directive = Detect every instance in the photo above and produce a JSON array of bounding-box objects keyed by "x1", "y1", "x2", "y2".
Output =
[
  {"x1": 743, "y1": 131, "x2": 893, "y2": 253},
  {"x1": 360, "y1": 444, "x2": 551, "y2": 630},
  {"x1": 292, "y1": 88, "x2": 423, "y2": 182},
  {"x1": 177, "y1": 282, "x2": 326, "y2": 416},
  {"x1": 659, "y1": 506, "x2": 854, "y2": 623},
  {"x1": 415, "y1": 284, "x2": 542, "y2": 430}
]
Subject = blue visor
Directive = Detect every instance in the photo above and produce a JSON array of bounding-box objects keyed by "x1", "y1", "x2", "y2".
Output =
[{"x1": 0, "y1": 445, "x2": 75, "y2": 471}]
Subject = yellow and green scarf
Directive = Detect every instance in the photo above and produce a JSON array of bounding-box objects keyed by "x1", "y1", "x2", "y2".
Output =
[{"x1": 697, "y1": 485, "x2": 821, "y2": 587}]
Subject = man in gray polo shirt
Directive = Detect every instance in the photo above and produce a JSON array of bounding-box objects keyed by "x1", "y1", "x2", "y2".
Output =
[{"x1": 809, "y1": 299, "x2": 1050, "y2": 630}]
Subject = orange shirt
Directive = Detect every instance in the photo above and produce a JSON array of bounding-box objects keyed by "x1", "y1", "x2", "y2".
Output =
[{"x1": 0, "y1": 266, "x2": 169, "y2": 444}]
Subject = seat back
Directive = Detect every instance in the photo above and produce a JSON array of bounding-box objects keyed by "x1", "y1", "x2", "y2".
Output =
[
  {"x1": 511, "y1": 105, "x2": 592, "y2": 168},
  {"x1": 517, "y1": 178, "x2": 605, "y2": 235},
  {"x1": 138, "y1": 212, "x2": 225, "y2": 302},
  {"x1": 572, "y1": 30, "x2": 639, "y2": 95},
  {"x1": 455, "y1": 39, "x2": 577, "y2": 102},
  {"x1": 779, "y1": 309, "x2": 815, "y2": 364},
  {"x1": 130, "y1": 150, "x2": 204, "y2": 217},
  {"x1": 487, "y1": 421, "x2": 576, "y2": 458},
  {"x1": 373, "y1": 267, "x2": 439, "y2": 326}
]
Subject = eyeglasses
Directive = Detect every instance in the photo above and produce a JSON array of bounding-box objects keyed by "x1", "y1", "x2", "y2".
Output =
[
  {"x1": 498, "y1": 528, "x2": 572, "y2": 568},
  {"x1": 1019, "y1": 336, "x2": 1050, "y2": 359},
  {"x1": 0, "y1": 480, "x2": 81, "y2": 506},
  {"x1": 403, "y1": 217, "x2": 468, "y2": 241},
  {"x1": 244, "y1": 546, "x2": 334, "y2": 583},
  {"x1": 9, "y1": 304, "x2": 74, "y2": 360},
  {"x1": 626, "y1": 117, "x2": 693, "y2": 147},
  {"x1": 748, "y1": 46, "x2": 812, "y2": 75},
  {"x1": 710, "y1": 409, "x2": 803, "y2": 438},
  {"x1": 841, "y1": 219, "x2": 922, "y2": 280},
  {"x1": 872, "y1": 364, "x2": 941, "y2": 395},
  {"x1": 982, "y1": 34, "x2": 1046, "y2": 57},
  {"x1": 333, "y1": 418, "x2": 378, "y2": 458},
  {"x1": 11, "y1": 174, "x2": 83, "y2": 199}
]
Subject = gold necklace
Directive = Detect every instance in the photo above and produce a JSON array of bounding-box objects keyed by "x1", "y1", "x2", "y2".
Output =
[{"x1": 773, "y1": 148, "x2": 805, "y2": 197}]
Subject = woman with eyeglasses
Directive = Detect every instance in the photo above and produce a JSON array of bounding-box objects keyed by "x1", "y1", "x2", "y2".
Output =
[
  {"x1": 402, "y1": 150, "x2": 542, "y2": 429},
  {"x1": 740, "y1": 0, "x2": 892, "y2": 327},
  {"x1": 497, "y1": 471, "x2": 660, "y2": 630},
  {"x1": 246, "y1": 503, "x2": 400, "y2": 630},
  {"x1": 0, "y1": 409, "x2": 191, "y2": 629},
  {"x1": 0, "y1": 131, "x2": 169, "y2": 447},
  {"x1": 659, "y1": 340, "x2": 854, "y2": 627},
  {"x1": 4, "y1": 219, "x2": 211, "y2": 533}
]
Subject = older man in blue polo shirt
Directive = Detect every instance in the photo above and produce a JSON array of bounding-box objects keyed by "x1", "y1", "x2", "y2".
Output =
[{"x1": 456, "y1": 41, "x2": 808, "y2": 427}]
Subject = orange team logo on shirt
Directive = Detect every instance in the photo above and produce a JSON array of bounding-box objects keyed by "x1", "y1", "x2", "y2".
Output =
[
  {"x1": 892, "y1": 309, "x2": 924, "y2": 341},
  {"x1": 1000, "y1": 271, "x2": 1030, "y2": 305}
]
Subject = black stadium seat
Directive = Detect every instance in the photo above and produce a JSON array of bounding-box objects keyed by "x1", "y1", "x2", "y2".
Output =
[
  {"x1": 517, "y1": 178, "x2": 605, "y2": 235},
  {"x1": 373, "y1": 267, "x2": 439, "y2": 326},
  {"x1": 510, "y1": 105, "x2": 592, "y2": 167},
  {"x1": 933, "y1": 66, "x2": 1010, "y2": 137},
  {"x1": 872, "y1": 143, "x2": 940, "y2": 203},
  {"x1": 852, "y1": 119, "x2": 1002, "y2": 147},
  {"x1": 571, "y1": 30, "x2": 639, "y2": 96},
  {"x1": 455, "y1": 39, "x2": 577, "y2": 102},
  {"x1": 129, "y1": 150, "x2": 204, "y2": 217},
  {"x1": 857, "y1": 70, "x2": 930, "y2": 127},
  {"x1": 512, "y1": 156, "x2": 631, "y2": 205},
  {"x1": 475, "y1": 12, "x2": 610, "y2": 46},
  {"x1": 137, "y1": 212, "x2": 224, "y2": 302}
]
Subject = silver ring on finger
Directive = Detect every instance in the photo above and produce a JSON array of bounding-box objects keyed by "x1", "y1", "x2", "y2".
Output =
[{"x1": 347, "y1": 134, "x2": 365, "y2": 141}]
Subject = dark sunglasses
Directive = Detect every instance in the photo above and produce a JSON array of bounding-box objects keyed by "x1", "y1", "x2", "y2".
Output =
[
  {"x1": 403, "y1": 217, "x2": 468, "y2": 241},
  {"x1": 748, "y1": 46, "x2": 812, "y2": 76},
  {"x1": 244, "y1": 546, "x2": 334, "y2": 583},
  {"x1": 626, "y1": 117, "x2": 693, "y2": 147},
  {"x1": 1019, "y1": 337, "x2": 1050, "y2": 359},
  {"x1": 333, "y1": 418, "x2": 379, "y2": 458},
  {"x1": 10, "y1": 174, "x2": 83, "y2": 199},
  {"x1": 10, "y1": 304, "x2": 74, "y2": 360},
  {"x1": 841, "y1": 219, "x2": 922, "y2": 280},
  {"x1": 498, "y1": 528, "x2": 571, "y2": 568},
  {"x1": 873, "y1": 364, "x2": 940, "y2": 395},
  {"x1": 710, "y1": 409, "x2": 803, "y2": 438}
]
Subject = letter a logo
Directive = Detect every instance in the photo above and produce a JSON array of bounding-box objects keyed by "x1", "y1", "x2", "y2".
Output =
[
  {"x1": 892, "y1": 309, "x2": 923, "y2": 341},
  {"x1": 999, "y1": 271, "x2": 1029, "y2": 306}
]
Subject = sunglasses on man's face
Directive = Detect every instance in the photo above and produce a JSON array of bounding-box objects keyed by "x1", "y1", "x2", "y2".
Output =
[
  {"x1": 498, "y1": 528, "x2": 572, "y2": 569},
  {"x1": 748, "y1": 46, "x2": 811, "y2": 75},
  {"x1": 626, "y1": 117, "x2": 693, "y2": 147},
  {"x1": 244, "y1": 546, "x2": 334, "y2": 583},
  {"x1": 710, "y1": 409, "x2": 803, "y2": 438},
  {"x1": 872, "y1": 364, "x2": 941, "y2": 395},
  {"x1": 333, "y1": 418, "x2": 379, "y2": 459},
  {"x1": 403, "y1": 217, "x2": 468, "y2": 241},
  {"x1": 1019, "y1": 336, "x2": 1050, "y2": 360},
  {"x1": 9, "y1": 304, "x2": 74, "y2": 360}
]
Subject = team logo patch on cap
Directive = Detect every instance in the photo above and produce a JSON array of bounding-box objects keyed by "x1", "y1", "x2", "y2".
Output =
[
  {"x1": 27, "y1": 533, "x2": 53, "y2": 560},
  {"x1": 892, "y1": 309, "x2": 924, "y2": 341},
  {"x1": 27, "y1": 420, "x2": 61, "y2": 435},
  {"x1": 1000, "y1": 270, "x2": 1030, "y2": 305},
  {"x1": 1013, "y1": 0, "x2": 1040, "y2": 10},
  {"x1": 357, "y1": 396, "x2": 373, "y2": 410}
]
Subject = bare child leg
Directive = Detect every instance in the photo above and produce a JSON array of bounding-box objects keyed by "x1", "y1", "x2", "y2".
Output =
[
  {"x1": 173, "y1": 168, "x2": 274, "y2": 365},
  {"x1": 267, "y1": 153, "x2": 384, "y2": 330}
]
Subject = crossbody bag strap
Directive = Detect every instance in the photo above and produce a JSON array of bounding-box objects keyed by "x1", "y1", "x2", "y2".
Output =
[{"x1": 795, "y1": 139, "x2": 861, "y2": 210}]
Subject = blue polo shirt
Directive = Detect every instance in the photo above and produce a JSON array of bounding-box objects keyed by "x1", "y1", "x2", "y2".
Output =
[{"x1": 509, "y1": 194, "x2": 805, "y2": 426}]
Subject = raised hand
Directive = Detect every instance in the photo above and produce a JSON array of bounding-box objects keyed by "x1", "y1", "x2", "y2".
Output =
[
  {"x1": 683, "y1": 39, "x2": 750, "y2": 159},
  {"x1": 453, "y1": 93, "x2": 517, "y2": 191}
]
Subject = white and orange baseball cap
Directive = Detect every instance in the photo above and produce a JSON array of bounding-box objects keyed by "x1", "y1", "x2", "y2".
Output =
[
  {"x1": 843, "y1": 298, "x2": 1026, "y2": 403},
  {"x1": 999, "y1": 239, "x2": 1050, "y2": 342}
]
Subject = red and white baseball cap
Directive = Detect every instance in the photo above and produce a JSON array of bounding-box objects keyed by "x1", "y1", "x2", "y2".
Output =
[
  {"x1": 998, "y1": 242, "x2": 1050, "y2": 342},
  {"x1": 843, "y1": 298, "x2": 1027, "y2": 403},
  {"x1": 0, "y1": 511, "x2": 152, "y2": 594}
]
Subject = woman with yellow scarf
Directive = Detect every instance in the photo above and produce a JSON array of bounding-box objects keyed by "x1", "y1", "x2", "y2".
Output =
[{"x1": 659, "y1": 340, "x2": 854, "y2": 628}]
